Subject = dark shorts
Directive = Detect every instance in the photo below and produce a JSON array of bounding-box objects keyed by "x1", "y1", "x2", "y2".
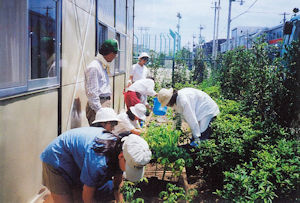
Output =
[
  {"x1": 42, "y1": 162, "x2": 73, "y2": 195},
  {"x1": 86, "y1": 98, "x2": 112, "y2": 126},
  {"x1": 42, "y1": 162, "x2": 114, "y2": 200}
]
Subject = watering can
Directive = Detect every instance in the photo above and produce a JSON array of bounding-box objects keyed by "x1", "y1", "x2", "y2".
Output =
[{"x1": 153, "y1": 97, "x2": 167, "y2": 116}]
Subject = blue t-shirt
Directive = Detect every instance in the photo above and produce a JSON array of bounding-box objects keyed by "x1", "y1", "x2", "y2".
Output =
[{"x1": 40, "y1": 127, "x2": 121, "y2": 187}]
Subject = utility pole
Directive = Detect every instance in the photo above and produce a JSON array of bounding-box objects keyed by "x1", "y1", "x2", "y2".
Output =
[
  {"x1": 199, "y1": 25, "x2": 204, "y2": 46},
  {"x1": 154, "y1": 34, "x2": 157, "y2": 52},
  {"x1": 226, "y1": 0, "x2": 244, "y2": 51},
  {"x1": 167, "y1": 34, "x2": 171, "y2": 56},
  {"x1": 193, "y1": 34, "x2": 196, "y2": 48},
  {"x1": 176, "y1": 12, "x2": 182, "y2": 51},
  {"x1": 160, "y1": 33, "x2": 163, "y2": 54},
  {"x1": 214, "y1": 0, "x2": 221, "y2": 60},
  {"x1": 280, "y1": 12, "x2": 289, "y2": 23},
  {"x1": 226, "y1": 0, "x2": 233, "y2": 51},
  {"x1": 212, "y1": 1, "x2": 217, "y2": 59},
  {"x1": 138, "y1": 27, "x2": 150, "y2": 52},
  {"x1": 144, "y1": 27, "x2": 150, "y2": 52},
  {"x1": 138, "y1": 27, "x2": 144, "y2": 52},
  {"x1": 162, "y1": 34, "x2": 167, "y2": 54}
]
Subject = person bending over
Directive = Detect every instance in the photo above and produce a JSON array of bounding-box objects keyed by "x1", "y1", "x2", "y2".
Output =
[
  {"x1": 113, "y1": 103, "x2": 147, "y2": 136},
  {"x1": 40, "y1": 108, "x2": 152, "y2": 203},
  {"x1": 158, "y1": 87, "x2": 220, "y2": 144}
]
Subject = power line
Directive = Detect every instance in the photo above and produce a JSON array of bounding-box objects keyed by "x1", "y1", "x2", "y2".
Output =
[{"x1": 231, "y1": 0, "x2": 258, "y2": 21}]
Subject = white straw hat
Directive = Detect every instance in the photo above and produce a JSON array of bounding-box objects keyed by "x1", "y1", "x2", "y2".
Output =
[
  {"x1": 130, "y1": 103, "x2": 146, "y2": 120},
  {"x1": 92, "y1": 108, "x2": 120, "y2": 124},
  {"x1": 138, "y1": 52, "x2": 150, "y2": 59},
  {"x1": 157, "y1": 88, "x2": 173, "y2": 107},
  {"x1": 122, "y1": 134, "x2": 152, "y2": 182}
]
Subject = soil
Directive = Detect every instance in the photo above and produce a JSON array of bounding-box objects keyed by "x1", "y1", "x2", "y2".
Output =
[
  {"x1": 139, "y1": 113, "x2": 222, "y2": 202},
  {"x1": 132, "y1": 161, "x2": 221, "y2": 203}
]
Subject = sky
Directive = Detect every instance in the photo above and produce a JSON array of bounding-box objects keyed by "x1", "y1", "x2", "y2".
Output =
[{"x1": 134, "y1": 0, "x2": 300, "y2": 51}]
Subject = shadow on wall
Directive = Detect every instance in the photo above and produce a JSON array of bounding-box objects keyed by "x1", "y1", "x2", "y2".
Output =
[{"x1": 71, "y1": 97, "x2": 82, "y2": 129}]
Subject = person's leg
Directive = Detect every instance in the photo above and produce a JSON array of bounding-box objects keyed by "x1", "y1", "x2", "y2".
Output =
[
  {"x1": 72, "y1": 186, "x2": 83, "y2": 203},
  {"x1": 100, "y1": 98, "x2": 112, "y2": 108},
  {"x1": 199, "y1": 126, "x2": 212, "y2": 141},
  {"x1": 86, "y1": 103, "x2": 96, "y2": 126},
  {"x1": 42, "y1": 163, "x2": 73, "y2": 203},
  {"x1": 199, "y1": 117, "x2": 216, "y2": 141},
  {"x1": 51, "y1": 193, "x2": 73, "y2": 203},
  {"x1": 94, "y1": 180, "x2": 114, "y2": 202}
]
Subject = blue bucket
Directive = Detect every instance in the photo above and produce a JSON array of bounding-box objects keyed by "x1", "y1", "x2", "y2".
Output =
[{"x1": 153, "y1": 97, "x2": 167, "y2": 116}]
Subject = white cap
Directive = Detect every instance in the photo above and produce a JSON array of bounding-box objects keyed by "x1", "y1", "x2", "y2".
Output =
[
  {"x1": 130, "y1": 103, "x2": 146, "y2": 120},
  {"x1": 92, "y1": 108, "x2": 120, "y2": 124},
  {"x1": 157, "y1": 88, "x2": 173, "y2": 107},
  {"x1": 122, "y1": 134, "x2": 152, "y2": 182},
  {"x1": 138, "y1": 52, "x2": 150, "y2": 60}
]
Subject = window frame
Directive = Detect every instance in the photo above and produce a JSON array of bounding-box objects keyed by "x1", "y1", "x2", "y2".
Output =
[
  {"x1": 96, "y1": 0, "x2": 128, "y2": 76},
  {"x1": 95, "y1": 22, "x2": 108, "y2": 56},
  {"x1": 28, "y1": 0, "x2": 61, "y2": 90},
  {"x1": 0, "y1": 0, "x2": 61, "y2": 99}
]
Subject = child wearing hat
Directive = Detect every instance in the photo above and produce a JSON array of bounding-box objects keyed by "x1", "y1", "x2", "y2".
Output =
[
  {"x1": 85, "y1": 39, "x2": 119, "y2": 126},
  {"x1": 113, "y1": 103, "x2": 147, "y2": 136},
  {"x1": 40, "y1": 108, "x2": 152, "y2": 202},
  {"x1": 124, "y1": 78, "x2": 157, "y2": 110},
  {"x1": 128, "y1": 52, "x2": 150, "y2": 86}
]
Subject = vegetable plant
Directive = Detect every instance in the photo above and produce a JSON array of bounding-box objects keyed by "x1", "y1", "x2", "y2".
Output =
[{"x1": 159, "y1": 183, "x2": 198, "y2": 203}]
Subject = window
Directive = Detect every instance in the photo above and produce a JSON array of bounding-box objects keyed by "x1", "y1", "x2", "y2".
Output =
[
  {"x1": 96, "y1": 0, "x2": 127, "y2": 75},
  {"x1": 29, "y1": 0, "x2": 57, "y2": 79},
  {"x1": 97, "y1": 0, "x2": 114, "y2": 27},
  {"x1": 115, "y1": 0, "x2": 126, "y2": 34},
  {"x1": 0, "y1": 0, "x2": 60, "y2": 98},
  {"x1": 96, "y1": 23, "x2": 108, "y2": 55},
  {"x1": 0, "y1": 0, "x2": 27, "y2": 96},
  {"x1": 28, "y1": 0, "x2": 60, "y2": 90},
  {"x1": 127, "y1": 0, "x2": 134, "y2": 35},
  {"x1": 114, "y1": 33, "x2": 126, "y2": 74}
]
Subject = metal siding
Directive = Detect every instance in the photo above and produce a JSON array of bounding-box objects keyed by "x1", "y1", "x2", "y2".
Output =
[{"x1": 0, "y1": 90, "x2": 58, "y2": 202}]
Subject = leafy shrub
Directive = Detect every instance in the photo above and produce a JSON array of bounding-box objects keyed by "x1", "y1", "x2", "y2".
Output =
[
  {"x1": 194, "y1": 101, "x2": 262, "y2": 187},
  {"x1": 218, "y1": 40, "x2": 300, "y2": 128},
  {"x1": 121, "y1": 179, "x2": 147, "y2": 203},
  {"x1": 159, "y1": 183, "x2": 198, "y2": 203},
  {"x1": 216, "y1": 139, "x2": 300, "y2": 202},
  {"x1": 143, "y1": 122, "x2": 193, "y2": 180}
]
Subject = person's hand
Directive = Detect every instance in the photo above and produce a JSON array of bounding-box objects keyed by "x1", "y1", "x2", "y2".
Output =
[
  {"x1": 190, "y1": 137, "x2": 201, "y2": 147},
  {"x1": 146, "y1": 104, "x2": 152, "y2": 111},
  {"x1": 126, "y1": 80, "x2": 132, "y2": 88}
]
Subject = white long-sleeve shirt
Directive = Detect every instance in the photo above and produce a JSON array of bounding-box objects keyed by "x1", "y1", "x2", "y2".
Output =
[
  {"x1": 113, "y1": 112, "x2": 140, "y2": 135},
  {"x1": 173, "y1": 88, "x2": 220, "y2": 138},
  {"x1": 84, "y1": 59, "x2": 111, "y2": 112},
  {"x1": 127, "y1": 79, "x2": 156, "y2": 105}
]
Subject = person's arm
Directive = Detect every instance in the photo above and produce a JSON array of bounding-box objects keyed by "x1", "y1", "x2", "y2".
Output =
[
  {"x1": 85, "y1": 67, "x2": 102, "y2": 112},
  {"x1": 131, "y1": 128, "x2": 142, "y2": 135},
  {"x1": 82, "y1": 184, "x2": 96, "y2": 203},
  {"x1": 113, "y1": 173, "x2": 124, "y2": 203},
  {"x1": 127, "y1": 79, "x2": 133, "y2": 88},
  {"x1": 129, "y1": 65, "x2": 134, "y2": 84},
  {"x1": 129, "y1": 75, "x2": 133, "y2": 82}
]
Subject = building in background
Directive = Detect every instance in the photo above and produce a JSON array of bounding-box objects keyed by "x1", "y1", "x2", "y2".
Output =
[{"x1": 0, "y1": 0, "x2": 134, "y2": 202}]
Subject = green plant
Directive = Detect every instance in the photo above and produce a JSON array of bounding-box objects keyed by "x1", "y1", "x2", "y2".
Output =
[
  {"x1": 159, "y1": 183, "x2": 198, "y2": 203},
  {"x1": 143, "y1": 122, "x2": 192, "y2": 180},
  {"x1": 215, "y1": 139, "x2": 300, "y2": 202},
  {"x1": 121, "y1": 179, "x2": 147, "y2": 203},
  {"x1": 217, "y1": 39, "x2": 300, "y2": 129}
]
